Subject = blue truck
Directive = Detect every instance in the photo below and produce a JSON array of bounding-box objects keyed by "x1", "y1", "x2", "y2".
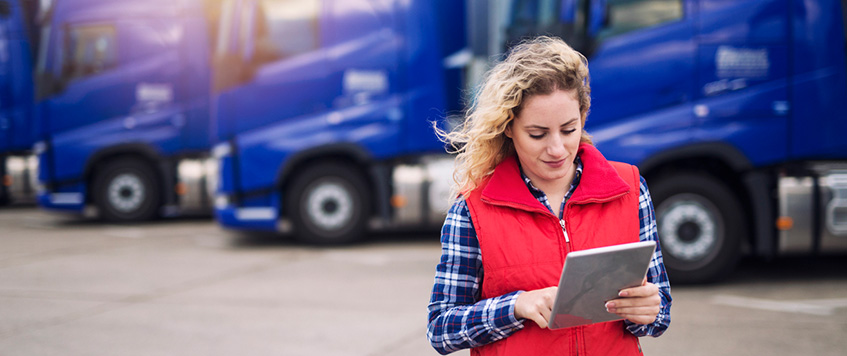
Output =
[
  {"x1": 494, "y1": 0, "x2": 847, "y2": 282},
  {"x1": 209, "y1": 0, "x2": 465, "y2": 243},
  {"x1": 0, "y1": 0, "x2": 38, "y2": 205},
  {"x1": 211, "y1": 0, "x2": 847, "y2": 282},
  {"x1": 32, "y1": 0, "x2": 219, "y2": 220}
]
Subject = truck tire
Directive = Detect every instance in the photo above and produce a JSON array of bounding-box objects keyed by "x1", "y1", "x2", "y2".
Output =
[
  {"x1": 93, "y1": 158, "x2": 161, "y2": 222},
  {"x1": 651, "y1": 173, "x2": 745, "y2": 283},
  {"x1": 286, "y1": 162, "x2": 370, "y2": 244}
]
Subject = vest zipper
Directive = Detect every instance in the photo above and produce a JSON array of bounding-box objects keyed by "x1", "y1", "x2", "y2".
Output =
[{"x1": 559, "y1": 219, "x2": 569, "y2": 243}]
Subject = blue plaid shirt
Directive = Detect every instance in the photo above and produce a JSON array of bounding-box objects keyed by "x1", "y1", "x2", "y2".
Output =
[{"x1": 427, "y1": 157, "x2": 672, "y2": 354}]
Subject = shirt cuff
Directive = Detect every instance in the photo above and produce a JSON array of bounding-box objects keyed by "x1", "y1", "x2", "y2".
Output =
[
  {"x1": 485, "y1": 291, "x2": 526, "y2": 337},
  {"x1": 624, "y1": 312, "x2": 668, "y2": 337}
]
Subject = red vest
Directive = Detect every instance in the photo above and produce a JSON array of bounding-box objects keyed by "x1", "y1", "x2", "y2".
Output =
[{"x1": 465, "y1": 143, "x2": 643, "y2": 356}]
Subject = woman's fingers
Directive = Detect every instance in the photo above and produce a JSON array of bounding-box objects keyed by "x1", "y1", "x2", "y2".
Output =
[
  {"x1": 514, "y1": 286, "x2": 557, "y2": 329},
  {"x1": 529, "y1": 309, "x2": 550, "y2": 329},
  {"x1": 607, "y1": 282, "x2": 661, "y2": 325},
  {"x1": 605, "y1": 304, "x2": 661, "y2": 316},
  {"x1": 617, "y1": 282, "x2": 658, "y2": 297}
]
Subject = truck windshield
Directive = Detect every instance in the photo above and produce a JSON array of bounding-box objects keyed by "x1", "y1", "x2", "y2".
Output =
[{"x1": 253, "y1": 0, "x2": 320, "y2": 62}]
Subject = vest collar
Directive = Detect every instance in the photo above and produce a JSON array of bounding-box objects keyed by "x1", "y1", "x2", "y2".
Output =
[{"x1": 480, "y1": 143, "x2": 631, "y2": 211}]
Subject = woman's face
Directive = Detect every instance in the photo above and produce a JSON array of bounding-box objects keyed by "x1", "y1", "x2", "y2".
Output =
[{"x1": 505, "y1": 89, "x2": 582, "y2": 192}]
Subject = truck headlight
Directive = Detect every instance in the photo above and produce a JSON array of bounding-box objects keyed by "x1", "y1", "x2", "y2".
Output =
[{"x1": 212, "y1": 142, "x2": 232, "y2": 158}]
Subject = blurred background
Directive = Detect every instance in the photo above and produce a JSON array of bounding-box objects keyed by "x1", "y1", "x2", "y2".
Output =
[{"x1": 1, "y1": 0, "x2": 846, "y2": 355}]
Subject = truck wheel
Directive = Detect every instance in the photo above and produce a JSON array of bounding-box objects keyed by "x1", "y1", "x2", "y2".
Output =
[
  {"x1": 93, "y1": 159, "x2": 161, "y2": 222},
  {"x1": 651, "y1": 173, "x2": 745, "y2": 283},
  {"x1": 286, "y1": 162, "x2": 370, "y2": 244}
]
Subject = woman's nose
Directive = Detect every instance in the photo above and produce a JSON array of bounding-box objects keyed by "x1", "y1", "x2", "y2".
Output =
[{"x1": 546, "y1": 136, "x2": 566, "y2": 156}]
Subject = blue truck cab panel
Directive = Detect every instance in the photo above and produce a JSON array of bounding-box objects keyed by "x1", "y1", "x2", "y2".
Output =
[
  {"x1": 583, "y1": 0, "x2": 847, "y2": 165},
  {"x1": 34, "y1": 0, "x2": 215, "y2": 219},
  {"x1": 211, "y1": 0, "x2": 464, "y2": 241},
  {"x1": 0, "y1": 0, "x2": 38, "y2": 204}
]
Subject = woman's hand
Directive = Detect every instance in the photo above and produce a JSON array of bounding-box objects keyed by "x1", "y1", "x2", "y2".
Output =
[
  {"x1": 514, "y1": 286, "x2": 558, "y2": 328},
  {"x1": 605, "y1": 278, "x2": 661, "y2": 325}
]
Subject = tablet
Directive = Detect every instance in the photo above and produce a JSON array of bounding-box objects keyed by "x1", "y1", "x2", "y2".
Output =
[{"x1": 548, "y1": 240, "x2": 656, "y2": 330}]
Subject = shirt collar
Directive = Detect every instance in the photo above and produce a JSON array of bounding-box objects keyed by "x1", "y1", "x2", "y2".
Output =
[{"x1": 519, "y1": 156, "x2": 583, "y2": 201}]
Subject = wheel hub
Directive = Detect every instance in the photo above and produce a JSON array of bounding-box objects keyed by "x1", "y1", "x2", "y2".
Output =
[
  {"x1": 108, "y1": 173, "x2": 145, "y2": 213},
  {"x1": 322, "y1": 200, "x2": 339, "y2": 214},
  {"x1": 659, "y1": 198, "x2": 719, "y2": 262},
  {"x1": 677, "y1": 221, "x2": 701, "y2": 242},
  {"x1": 306, "y1": 181, "x2": 353, "y2": 231}
]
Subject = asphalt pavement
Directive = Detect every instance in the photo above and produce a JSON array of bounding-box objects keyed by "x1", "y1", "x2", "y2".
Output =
[{"x1": 1, "y1": 206, "x2": 845, "y2": 355}]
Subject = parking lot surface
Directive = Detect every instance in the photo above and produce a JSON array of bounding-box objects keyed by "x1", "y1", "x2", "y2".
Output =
[{"x1": 1, "y1": 207, "x2": 845, "y2": 355}]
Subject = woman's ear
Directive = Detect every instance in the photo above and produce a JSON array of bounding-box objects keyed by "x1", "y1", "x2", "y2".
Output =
[{"x1": 504, "y1": 122, "x2": 513, "y2": 139}]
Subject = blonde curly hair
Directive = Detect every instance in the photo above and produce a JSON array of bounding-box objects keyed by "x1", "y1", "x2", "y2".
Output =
[{"x1": 438, "y1": 36, "x2": 593, "y2": 198}]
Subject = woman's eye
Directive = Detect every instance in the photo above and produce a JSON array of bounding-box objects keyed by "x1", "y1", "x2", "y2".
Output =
[
  {"x1": 562, "y1": 129, "x2": 577, "y2": 135},
  {"x1": 529, "y1": 133, "x2": 545, "y2": 139}
]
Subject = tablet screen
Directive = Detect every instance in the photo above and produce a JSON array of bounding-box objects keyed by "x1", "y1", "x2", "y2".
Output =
[{"x1": 548, "y1": 240, "x2": 656, "y2": 330}]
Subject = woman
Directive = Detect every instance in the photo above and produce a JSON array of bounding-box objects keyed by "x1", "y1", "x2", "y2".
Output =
[{"x1": 427, "y1": 37, "x2": 671, "y2": 355}]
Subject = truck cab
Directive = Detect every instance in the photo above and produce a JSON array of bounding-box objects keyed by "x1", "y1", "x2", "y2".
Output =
[
  {"x1": 210, "y1": 0, "x2": 465, "y2": 243},
  {"x1": 497, "y1": 0, "x2": 847, "y2": 282},
  {"x1": 33, "y1": 0, "x2": 218, "y2": 220}
]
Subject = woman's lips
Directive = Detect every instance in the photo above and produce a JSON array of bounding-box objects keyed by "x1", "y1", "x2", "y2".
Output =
[{"x1": 544, "y1": 159, "x2": 566, "y2": 168}]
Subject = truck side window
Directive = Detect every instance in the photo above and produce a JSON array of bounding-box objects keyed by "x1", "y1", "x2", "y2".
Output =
[
  {"x1": 505, "y1": 0, "x2": 590, "y2": 53},
  {"x1": 507, "y1": 0, "x2": 568, "y2": 45},
  {"x1": 598, "y1": 0, "x2": 682, "y2": 40},
  {"x1": 253, "y1": 0, "x2": 320, "y2": 64},
  {"x1": 62, "y1": 24, "x2": 117, "y2": 82}
]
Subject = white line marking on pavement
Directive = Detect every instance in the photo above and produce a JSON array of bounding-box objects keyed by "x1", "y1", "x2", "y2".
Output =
[
  {"x1": 103, "y1": 227, "x2": 146, "y2": 239},
  {"x1": 324, "y1": 251, "x2": 392, "y2": 266},
  {"x1": 712, "y1": 295, "x2": 847, "y2": 316}
]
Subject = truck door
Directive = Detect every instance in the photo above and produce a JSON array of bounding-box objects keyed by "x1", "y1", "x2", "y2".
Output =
[
  {"x1": 695, "y1": 0, "x2": 790, "y2": 165},
  {"x1": 119, "y1": 16, "x2": 196, "y2": 151},
  {"x1": 324, "y1": 0, "x2": 401, "y2": 153},
  {"x1": 581, "y1": 0, "x2": 695, "y2": 160},
  {"x1": 213, "y1": 0, "x2": 330, "y2": 195}
]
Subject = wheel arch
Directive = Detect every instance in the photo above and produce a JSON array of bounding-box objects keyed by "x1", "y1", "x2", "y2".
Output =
[
  {"x1": 638, "y1": 142, "x2": 753, "y2": 177},
  {"x1": 275, "y1": 143, "x2": 379, "y2": 219},
  {"x1": 638, "y1": 142, "x2": 762, "y2": 256}
]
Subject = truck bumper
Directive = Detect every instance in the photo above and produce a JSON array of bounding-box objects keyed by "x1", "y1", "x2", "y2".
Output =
[
  {"x1": 214, "y1": 204, "x2": 279, "y2": 232},
  {"x1": 37, "y1": 189, "x2": 85, "y2": 213}
]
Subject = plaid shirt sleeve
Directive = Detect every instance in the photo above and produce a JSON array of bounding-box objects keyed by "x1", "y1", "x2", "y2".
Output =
[
  {"x1": 427, "y1": 197, "x2": 525, "y2": 354},
  {"x1": 625, "y1": 176, "x2": 672, "y2": 337}
]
